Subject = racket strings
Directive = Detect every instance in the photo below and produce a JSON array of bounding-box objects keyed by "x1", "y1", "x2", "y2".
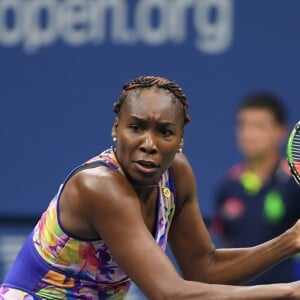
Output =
[{"x1": 292, "y1": 131, "x2": 300, "y2": 172}]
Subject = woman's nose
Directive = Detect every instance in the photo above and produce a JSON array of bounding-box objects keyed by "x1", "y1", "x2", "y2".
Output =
[{"x1": 139, "y1": 133, "x2": 158, "y2": 154}]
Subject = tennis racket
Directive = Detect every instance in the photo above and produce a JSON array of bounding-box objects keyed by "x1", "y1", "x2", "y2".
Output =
[{"x1": 286, "y1": 120, "x2": 300, "y2": 186}]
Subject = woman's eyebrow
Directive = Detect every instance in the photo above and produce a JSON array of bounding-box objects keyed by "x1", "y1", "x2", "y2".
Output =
[
  {"x1": 130, "y1": 115, "x2": 176, "y2": 127},
  {"x1": 130, "y1": 116, "x2": 147, "y2": 123}
]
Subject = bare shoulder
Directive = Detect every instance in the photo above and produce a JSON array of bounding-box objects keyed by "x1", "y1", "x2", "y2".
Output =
[
  {"x1": 172, "y1": 152, "x2": 192, "y2": 171},
  {"x1": 59, "y1": 165, "x2": 140, "y2": 238},
  {"x1": 69, "y1": 165, "x2": 138, "y2": 209},
  {"x1": 171, "y1": 153, "x2": 198, "y2": 210}
]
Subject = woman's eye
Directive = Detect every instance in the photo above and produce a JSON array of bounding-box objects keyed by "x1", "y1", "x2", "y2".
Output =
[
  {"x1": 160, "y1": 128, "x2": 172, "y2": 137},
  {"x1": 131, "y1": 124, "x2": 142, "y2": 132}
]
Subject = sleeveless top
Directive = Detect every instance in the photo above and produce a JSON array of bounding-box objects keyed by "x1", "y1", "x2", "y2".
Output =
[{"x1": 1, "y1": 148, "x2": 176, "y2": 299}]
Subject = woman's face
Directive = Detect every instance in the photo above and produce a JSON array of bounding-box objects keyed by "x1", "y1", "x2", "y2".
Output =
[{"x1": 113, "y1": 87, "x2": 184, "y2": 186}]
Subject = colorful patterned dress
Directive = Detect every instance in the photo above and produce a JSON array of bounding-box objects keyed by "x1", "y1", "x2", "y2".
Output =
[{"x1": 0, "y1": 148, "x2": 176, "y2": 299}]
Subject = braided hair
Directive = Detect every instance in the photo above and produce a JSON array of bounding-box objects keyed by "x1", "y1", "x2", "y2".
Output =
[{"x1": 113, "y1": 76, "x2": 191, "y2": 125}]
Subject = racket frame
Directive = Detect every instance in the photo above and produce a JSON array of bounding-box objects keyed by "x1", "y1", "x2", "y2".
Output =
[{"x1": 286, "y1": 121, "x2": 300, "y2": 186}]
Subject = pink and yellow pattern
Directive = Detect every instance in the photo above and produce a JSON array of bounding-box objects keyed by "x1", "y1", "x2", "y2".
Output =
[{"x1": 0, "y1": 286, "x2": 34, "y2": 300}]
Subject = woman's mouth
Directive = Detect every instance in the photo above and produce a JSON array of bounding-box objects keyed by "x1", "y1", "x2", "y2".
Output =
[{"x1": 133, "y1": 160, "x2": 159, "y2": 174}]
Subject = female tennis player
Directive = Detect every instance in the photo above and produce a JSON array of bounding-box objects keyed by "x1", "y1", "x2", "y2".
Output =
[{"x1": 1, "y1": 76, "x2": 300, "y2": 299}]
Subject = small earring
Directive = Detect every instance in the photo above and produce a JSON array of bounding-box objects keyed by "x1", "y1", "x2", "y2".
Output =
[
  {"x1": 178, "y1": 138, "x2": 184, "y2": 153},
  {"x1": 112, "y1": 137, "x2": 117, "y2": 142}
]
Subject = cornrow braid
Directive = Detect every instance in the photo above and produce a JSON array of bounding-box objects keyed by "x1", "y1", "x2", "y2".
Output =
[{"x1": 113, "y1": 75, "x2": 191, "y2": 125}]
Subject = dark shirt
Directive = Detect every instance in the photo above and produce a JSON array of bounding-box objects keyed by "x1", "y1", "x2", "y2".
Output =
[{"x1": 212, "y1": 159, "x2": 300, "y2": 284}]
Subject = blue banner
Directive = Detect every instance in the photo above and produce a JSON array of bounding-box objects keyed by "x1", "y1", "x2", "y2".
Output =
[{"x1": 1, "y1": 0, "x2": 300, "y2": 218}]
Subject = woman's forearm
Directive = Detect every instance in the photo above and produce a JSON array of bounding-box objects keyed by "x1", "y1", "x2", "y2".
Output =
[
  {"x1": 207, "y1": 227, "x2": 297, "y2": 284},
  {"x1": 170, "y1": 281, "x2": 295, "y2": 300}
]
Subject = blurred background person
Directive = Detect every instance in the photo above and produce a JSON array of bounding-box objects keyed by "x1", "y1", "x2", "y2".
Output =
[{"x1": 211, "y1": 92, "x2": 300, "y2": 284}]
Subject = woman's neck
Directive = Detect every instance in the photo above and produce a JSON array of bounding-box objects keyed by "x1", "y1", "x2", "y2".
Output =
[{"x1": 133, "y1": 183, "x2": 159, "y2": 201}]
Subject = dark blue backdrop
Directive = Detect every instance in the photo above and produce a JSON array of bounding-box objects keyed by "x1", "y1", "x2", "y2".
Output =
[{"x1": 1, "y1": 0, "x2": 300, "y2": 219}]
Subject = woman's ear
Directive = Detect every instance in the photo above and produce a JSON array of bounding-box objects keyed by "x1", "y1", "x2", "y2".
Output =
[{"x1": 111, "y1": 118, "x2": 119, "y2": 142}]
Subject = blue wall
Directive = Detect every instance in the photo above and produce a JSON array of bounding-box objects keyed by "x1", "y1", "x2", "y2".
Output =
[{"x1": 1, "y1": 0, "x2": 300, "y2": 220}]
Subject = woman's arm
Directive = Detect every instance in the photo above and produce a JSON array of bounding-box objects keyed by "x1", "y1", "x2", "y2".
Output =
[
  {"x1": 168, "y1": 153, "x2": 300, "y2": 285},
  {"x1": 61, "y1": 164, "x2": 299, "y2": 299}
]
